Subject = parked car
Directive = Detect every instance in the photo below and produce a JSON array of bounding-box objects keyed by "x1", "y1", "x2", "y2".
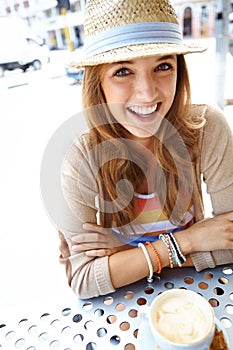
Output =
[
  {"x1": 0, "y1": 17, "x2": 50, "y2": 77},
  {"x1": 65, "y1": 47, "x2": 84, "y2": 83}
]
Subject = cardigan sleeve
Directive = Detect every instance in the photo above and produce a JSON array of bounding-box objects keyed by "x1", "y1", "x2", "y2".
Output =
[
  {"x1": 200, "y1": 105, "x2": 233, "y2": 213},
  {"x1": 59, "y1": 135, "x2": 115, "y2": 298},
  {"x1": 191, "y1": 104, "x2": 233, "y2": 272}
]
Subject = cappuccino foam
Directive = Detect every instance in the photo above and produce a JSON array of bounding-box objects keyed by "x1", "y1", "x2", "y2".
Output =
[{"x1": 153, "y1": 296, "x2": 211, "y2": 344}]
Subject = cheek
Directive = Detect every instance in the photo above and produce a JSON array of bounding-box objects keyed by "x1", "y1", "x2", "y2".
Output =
[
  {"x1": 163, "y1": 76, "x2": 177, "y2": 102},
  {"x1": 102, "y1": 80, "x2": 130, "y2": 104},
  {"x1": 107, "y1": 103, "x2": 125, "y2": 123}
]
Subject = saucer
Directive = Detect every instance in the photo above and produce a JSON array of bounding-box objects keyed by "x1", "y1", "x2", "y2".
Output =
[{"x1": 137, "y1": 316, "x2": 230, "y2": 350}]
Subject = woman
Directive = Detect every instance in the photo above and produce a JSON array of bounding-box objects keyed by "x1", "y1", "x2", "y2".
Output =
[{"x1": 59, "y1": 0, "x2": 233, "y2": 298}]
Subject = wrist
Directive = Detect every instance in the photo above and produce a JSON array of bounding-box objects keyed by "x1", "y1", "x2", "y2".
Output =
[{"x1": 175, "y1": 228, "x2": 194, "y2": 256}]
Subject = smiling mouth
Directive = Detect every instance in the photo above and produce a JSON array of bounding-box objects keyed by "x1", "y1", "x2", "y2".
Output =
[{"x1": 128, "y1": 103, "x2": 161, "y2": 117}]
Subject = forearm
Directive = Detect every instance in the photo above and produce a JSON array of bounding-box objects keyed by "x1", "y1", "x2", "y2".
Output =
[{"x1": 108, "y1": 239, "x2": 171, "y2": 288}]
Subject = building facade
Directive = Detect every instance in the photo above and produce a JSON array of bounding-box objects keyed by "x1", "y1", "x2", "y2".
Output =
[
  {"x1": 0, "y1": 0, "x2": 85, "y2": 49},
  {"x1": 173, "y1": 0, "x2": 217, "y2": 38},
  {"x1": 0, "y1": 0, "x2": 232, "y2": 50}
]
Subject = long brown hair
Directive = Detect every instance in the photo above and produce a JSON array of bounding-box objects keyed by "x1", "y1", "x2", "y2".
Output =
[{"x1": 81, "y1": 55, "x2": 205, "y2": 229}]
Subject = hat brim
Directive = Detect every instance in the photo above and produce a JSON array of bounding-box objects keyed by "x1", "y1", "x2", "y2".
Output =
[{"x1": 69, "y1": 42, "x2": 207, "y2": 68}]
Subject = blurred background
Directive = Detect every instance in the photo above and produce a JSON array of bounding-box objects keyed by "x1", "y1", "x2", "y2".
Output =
[{"x1": 0, "y1": 0, "x2": 233, "y2": 329}]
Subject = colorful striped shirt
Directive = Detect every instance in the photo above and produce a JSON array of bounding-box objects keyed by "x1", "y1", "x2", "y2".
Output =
[{"x1": 112, "y1": 192, "x2": 194, "y2": 246}]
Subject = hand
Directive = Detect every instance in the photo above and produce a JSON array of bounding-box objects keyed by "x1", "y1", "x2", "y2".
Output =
[
  {"x1": 72, "y1": 223, "x2": 129, "y2": 257},
  {"x1": 178, "y1": 211, "x2": 233, "y2": 254}
]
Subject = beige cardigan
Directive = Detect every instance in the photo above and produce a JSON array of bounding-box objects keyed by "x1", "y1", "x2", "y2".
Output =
[{"x1": 59, "y1": 104, "x2": 233, "y2": 299}]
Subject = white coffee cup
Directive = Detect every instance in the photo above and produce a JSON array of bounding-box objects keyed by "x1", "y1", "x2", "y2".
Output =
[{"x1": 148, "y1": 289, "x2": 215, "y2": 350}]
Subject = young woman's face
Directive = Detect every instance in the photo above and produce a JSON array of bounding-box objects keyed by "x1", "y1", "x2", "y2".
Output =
[{"x1": 101, "y1": 55, "x2": 177, "y2": 142}]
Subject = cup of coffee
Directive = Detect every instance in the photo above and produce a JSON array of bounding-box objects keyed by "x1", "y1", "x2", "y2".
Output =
[{"x1": 148, "y1": 289, "x2": 215, "y2": 350}]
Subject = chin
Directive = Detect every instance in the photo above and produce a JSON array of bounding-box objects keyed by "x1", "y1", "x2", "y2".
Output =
[{"x1": 127, "y1": 123, "x2": 162, "y2": 139}]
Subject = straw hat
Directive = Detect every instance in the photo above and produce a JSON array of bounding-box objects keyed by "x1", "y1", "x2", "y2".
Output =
[{"x1": 71, "y1": 0, "x2": 206, "y2": 67}]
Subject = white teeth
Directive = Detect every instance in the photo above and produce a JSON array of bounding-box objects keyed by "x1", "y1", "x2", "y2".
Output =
[{"x1": 129, "y1": 104, "x2": 158, "y2": 116}]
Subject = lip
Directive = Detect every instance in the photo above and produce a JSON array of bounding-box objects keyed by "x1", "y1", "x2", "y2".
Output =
[{"x1": 127, "y1": 102, "x2": 162, "y2": 122}]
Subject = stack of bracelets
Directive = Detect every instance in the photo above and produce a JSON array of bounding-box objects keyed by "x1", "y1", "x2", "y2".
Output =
[{"x1": 138, "y1": 232, "x2": 186, "y2": 283}]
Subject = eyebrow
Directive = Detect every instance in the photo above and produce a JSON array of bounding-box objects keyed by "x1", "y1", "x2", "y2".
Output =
[
  {"x1": 156, "y1": 55, "x2": 176, "y2": 62},
  {"x1": 110, "y1": 55, "x2": 176, "y2": 66}
]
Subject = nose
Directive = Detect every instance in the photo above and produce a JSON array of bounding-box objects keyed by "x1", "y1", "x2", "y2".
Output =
[{"x1": 134, "y1": 73, "x2": 157, "y2": 102}]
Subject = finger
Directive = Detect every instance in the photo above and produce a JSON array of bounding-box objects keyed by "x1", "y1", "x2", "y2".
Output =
[
  {"x1": 72, "y1": 233, "x2": 108, "y2": 244},
  {"x1": 85, "y1": 249, "x2": 112, "y2": 257},
  {"x1": 83, "y1": 223, "x2": 109, "y2": 234},
  {"x1": 72, "y1": 243, "x2": 107, "y2": 252}
]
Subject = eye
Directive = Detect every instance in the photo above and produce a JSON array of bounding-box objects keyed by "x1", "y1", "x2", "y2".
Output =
[
  {"x1": 114, "y1": 67, "x2": 131, "y2": 77},
  {"x1": 155, "y1": 63, "x2": 172, "y2": 71}
]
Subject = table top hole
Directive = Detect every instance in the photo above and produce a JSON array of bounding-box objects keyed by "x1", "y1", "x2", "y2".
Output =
[
  {"x1": 198, "y1": 282, "x2": 209, "y2": 290},
  {"x1": 128, "y1": 309, "x2": 138, "y2": 318},
  {"x1": 164, "y1": 282, "x2": 174, "y2": 289},
  {"x1": 124, "y1": 344, "x2": 135, "y2": 350},
  {"x1": 222, "y1": 267, "x2": 233, "y2": 275},
  {"x1": 14, "y1": 338, "x2": 25, "y2": 348},
  {"x1": 72, "y1": 314, "x2": 82, "y2": 323},
  {"x1": 5, "y1": 330, "x2": 15, "y2": 340},
  {"x1": 94, "y1": 308, "x2": 104, "y2": 317},
  {"x1": 115, "y1": 303, "x2": 126, "y2": 311},
  {"x1": 120, "y1": 321, "x2": 130, "y2": 331},
  {"x1": 184, "y1": 276, "x2": 194, "y2": 284},
  {"x1": 203, "y1": 272, "x2": 213, "y2": 279},
  {"x1": 28, "y1": 325, "x2": 38, "y2": 334},
  {"x1": 124, "y1": 291, "x2": 134, "y2": 300},
  {"x1": 213, "y1": 287, "x2": 225, "y2": 295},
  {"x1": 144, "y1": 286, "x2": 154, "y2": 294},
  {"x1": 219, "y1": 317, "x2": 232, "y2": 329},
  {"x1": 137, "y1": 297, "x2": 147, "y2": 306},
  {"x1": 225, "y1": 304, "x2": 233, "y2": 315},
  {"x1": 110, "y1": 335, "x2": 121, "y2": 345},
  {"x1": 50, "y1": 319, "x2": 60, "y2": 328},
  {"x1": 73, "y1": 333, "x2": 84, "y2": 344},
  {"x1": 61, "y1": 326, "x2": 72, "y2": 335},
  {"x1": 218, "y1": 277, "x2": 229, "y2": 285},
  {"x1": 62, "y1": 308, "x2": 71, "y2": 316},
  {"x1": 18, "y1": 319, "x2": 28, "y2": 326},
  {"x1": 83, "y1": 302, "x2": 93, "y2": 311},
  {"x1": 104, "y1": 296, "x2": 114, "y2": 305},
  {"x1": 84, "y1": 320, "x2": 95, "y2": 330},
  {"x1": 208, "y1": 298, "x2": 219, "y2": 307},
  {"x1": 97, "y1": 327, "x2": 107, "y2": 337},
  {"x1": 107, "y1": 314, "x2": 117, "y2": 324},
  {"x1": 86, "y1": 342, "x2": 97, "y2": 350},
  {"x1": 40, "y1": 313, "x2": 50, "y2": 320},
  {"x1": 38, "y1": 332, "x2": 49, "y2": 341},
  {"x1": 49, "y1": 340, "x2": 60, "y2": 349}
]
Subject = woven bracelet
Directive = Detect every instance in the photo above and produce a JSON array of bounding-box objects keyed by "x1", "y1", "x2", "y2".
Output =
[
  {"x1": 167, "y1": 232, "x2": 186, "y2": 264},
  {"x1": 159, "y1": 233, "x2": 186, "y2": 267},
  {"x1": 145, "y1": 241, "x2": 162, "y2": 274}
]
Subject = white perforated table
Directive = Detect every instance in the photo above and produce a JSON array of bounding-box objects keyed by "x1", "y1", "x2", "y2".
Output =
[{"x1": 1, "y1": 264, "x2": 233, "y2": 350}]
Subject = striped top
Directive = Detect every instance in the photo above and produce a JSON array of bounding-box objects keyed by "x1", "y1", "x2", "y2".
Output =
[{"x1": 112, "y1": 192, "x2": 194, "y2": 246}]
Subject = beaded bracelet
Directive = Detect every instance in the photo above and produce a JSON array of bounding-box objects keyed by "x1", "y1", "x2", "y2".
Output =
[
  {"x1": 159, "y1": 233, "x2": 186, "y2": 267},
  {"x1": 138, "y1": 243, "x2": 153, "y2": 283},
  {"x1": 145, "y1": 241, "x2": 162, "y2": 274},
  {"x1": 160, "y1": 234, "x2": 174, "y2": 268}
]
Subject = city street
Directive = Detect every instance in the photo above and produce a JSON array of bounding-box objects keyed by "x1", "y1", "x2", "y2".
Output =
[{"x1": 0, "y1": 39, "x2": 232, "y2": 322}]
